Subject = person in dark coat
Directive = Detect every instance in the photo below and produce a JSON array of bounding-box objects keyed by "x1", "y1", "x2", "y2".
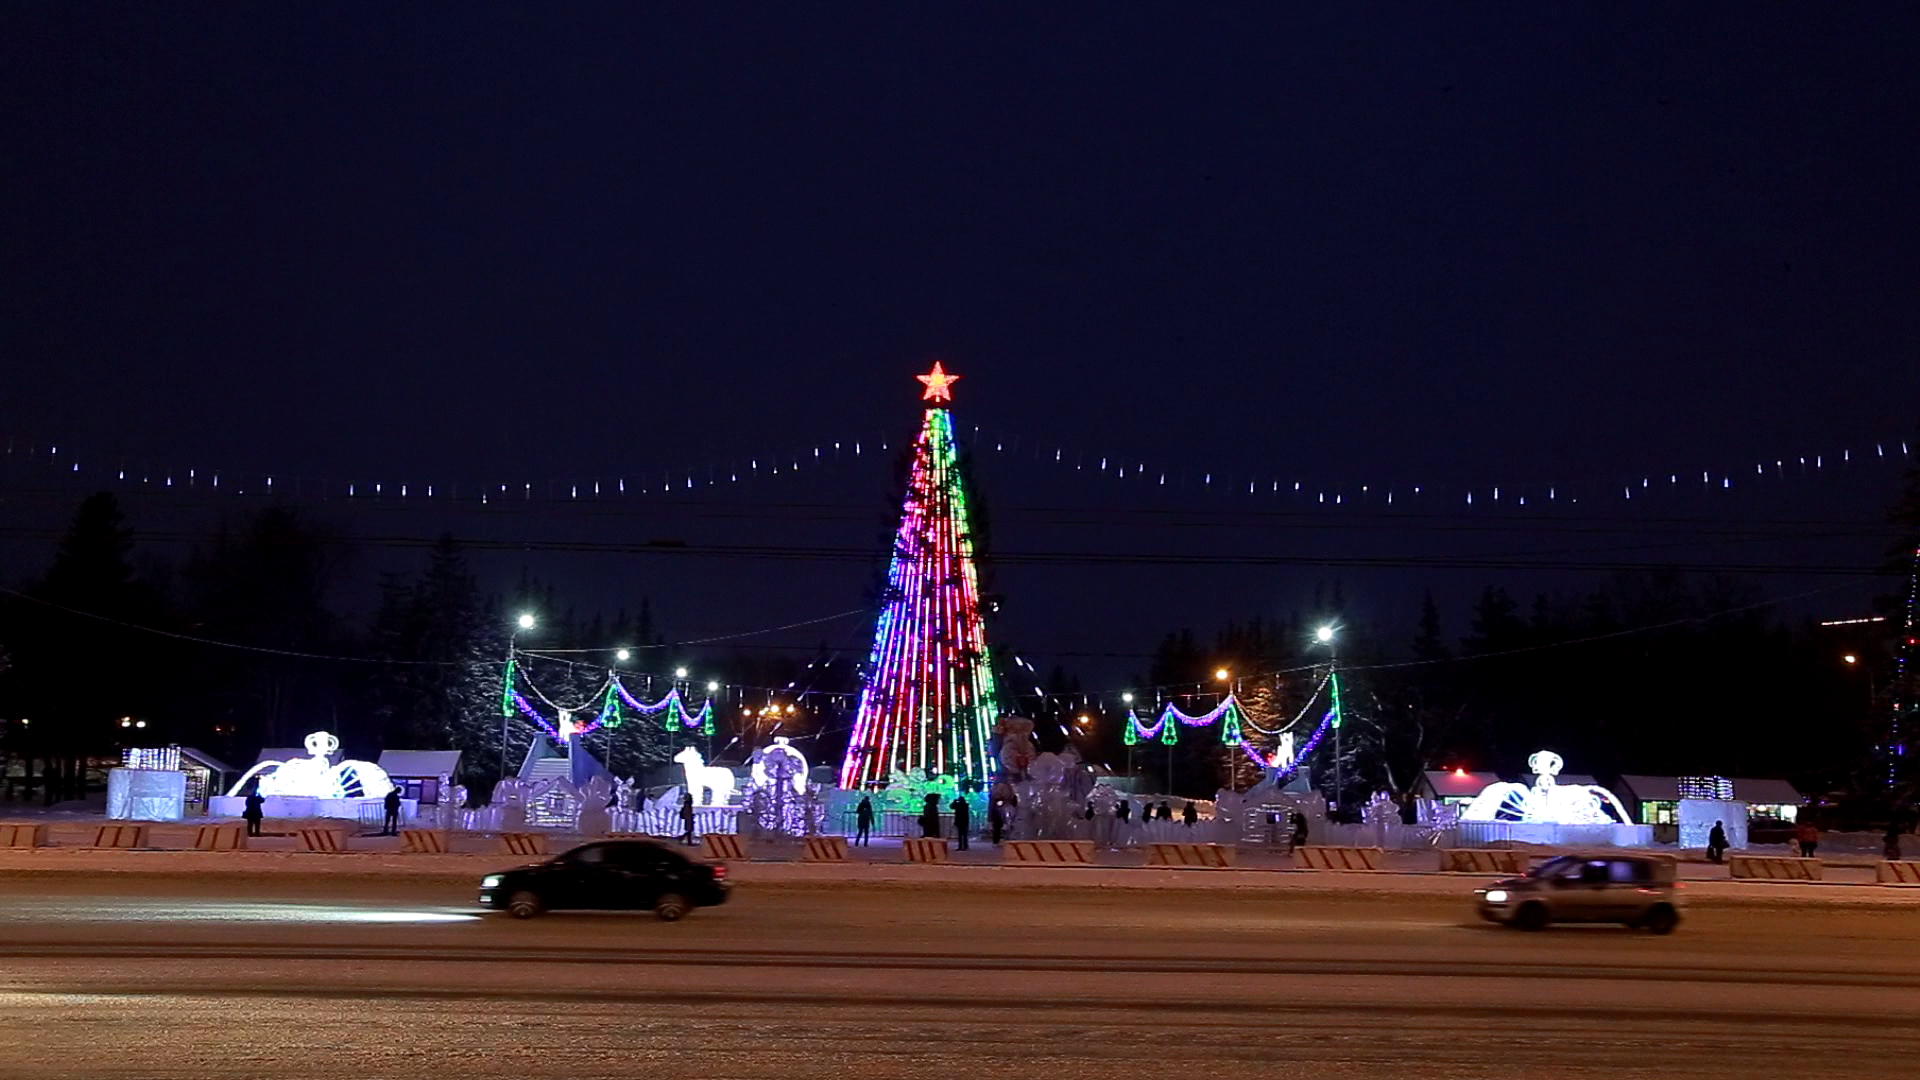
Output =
[
  {"x1": 921, "y1": 794, "x2": 942, "y2": 838},
  {"x1": 855, "y1": 795, "x2": 874, "y2": 846},
  {"x1": 382, "y1": 787, "x2": 402, "y2": 836},
  {"x1": 952, "y1": 796, "x2": 972, "y2": 851},
  {"x1": 1158, "y1": 801, "x2": 1174, "y2": 821},
  {"x1": 1885, "y1": 821, "x2": 1903, "y2": 862},
  {"x1": 1116, "y1": 800, "x2": 1132, "y2": 825},
  {"x1": 243, "y1": 788, "x2": 265, "y2": 837},
  {"x1": 1182, "y1": 801, "x2": 1198, "y2": 827},
  {"x1": 988, "y1": 800, "x2": 1006, "y2": 845},
  {"x1": 1289, "y1": 810, "x2": 1309, "y2": 850},
  {"x1": 679, "y1": 791, "x2": 697, "y2": 844},
  {"x1": 1706, "y1": 821, "x2": 1728, "y2": 863}
]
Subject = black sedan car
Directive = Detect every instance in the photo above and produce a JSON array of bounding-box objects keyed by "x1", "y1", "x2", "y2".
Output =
[{"x1": 478, "y1": 839, "x2": 730, "y2": 921}]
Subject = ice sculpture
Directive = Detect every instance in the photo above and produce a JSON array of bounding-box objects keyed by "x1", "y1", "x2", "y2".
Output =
[
  {"x1": 1460, "y1": 750, "x2": 1633, "y2": 825},
  {"x1": 225, "y1": 731, "x2": 394, "y2": 800}
]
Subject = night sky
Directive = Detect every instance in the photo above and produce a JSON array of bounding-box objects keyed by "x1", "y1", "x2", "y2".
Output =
[{"x1": 4, "y1": 6, "x2": 1918, "y2": 685}]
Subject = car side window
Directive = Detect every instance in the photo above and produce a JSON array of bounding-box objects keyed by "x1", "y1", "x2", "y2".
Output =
[
  {"x1": 1579, "y1": 861, "x2": 1609, "y2": 885},
  {"x1": 606, "y1": 844, "x2": 670, "y2": 870},
  {"x1": 1610, "y1": 860, "x2": 1651, "y2": 883},
  {"x1": 569, "y1": 845, "x2": 607, "y2": 866}
]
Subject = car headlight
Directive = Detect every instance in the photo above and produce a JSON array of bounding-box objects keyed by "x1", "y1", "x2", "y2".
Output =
[
  {"x1": 1484, "y1": 889, "x2": 1508, "y2": 904},
  {"x1": 482, "y1": 875, "x2": 502, "y2": 888}
]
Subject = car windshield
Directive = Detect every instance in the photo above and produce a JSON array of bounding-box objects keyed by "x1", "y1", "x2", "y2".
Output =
[{"x1": 1526, "y1": 856, "x2": 1582, "y2": 879}]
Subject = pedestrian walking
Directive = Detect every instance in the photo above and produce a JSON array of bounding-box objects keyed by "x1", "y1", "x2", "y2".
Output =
[
  {"x1": 988, "y1": 800, "x2": 1006, "y2": 845},
  {"x1": 1289, "y1": 810, "x2": 1309, "y2": 851},
  {"x1": 382, "y1": 787, "x2": 402, "y2": 836},
  {"x1": 679, "y1": 791, "x2": 697, "y2": 845},
  {"x1": 921, "y1": 793, "x2": 942, "y2": 838},
  {"x1": 952, "y1": 796, "x2": 972, "y2": 851},
  {"x1": 1116, "y1": 799, "x2": 1131, "y2": 825},
  {"x1": 1157, "y1": 801, "x2": 1173, "y2": 822},
  {"x1": 1885, "y1": 821, "x2": 1904, "y2": 862},
  {"x1": 855, "y1": 795, "x2": 874, "y2": 846},
  {"x1": 243, "y1": 788, "x2": 265, "y2": 837},
  {"x1": 1795, "y1": 820, "x2": 1819, "y2": 859},
  {"x1": 1182, "y1": 801, "x2": 1198, "y2": 828},
  {"x1": 1706, "y1": 820, "x2": 1727, "y2": 864}
]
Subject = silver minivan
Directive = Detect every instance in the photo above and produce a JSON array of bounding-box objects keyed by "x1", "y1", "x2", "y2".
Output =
[{"x1": 1476, "y1": 854, "x2": 1681, "y2": 933}]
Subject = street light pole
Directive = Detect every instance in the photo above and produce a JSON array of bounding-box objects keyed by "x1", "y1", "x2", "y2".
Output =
[
  {"x1": 501, "y1": 614, "x2": 535, "y2": 781},
  {"x1": 1315, "y1": 625, "x2": 1339, "y2": 819}
]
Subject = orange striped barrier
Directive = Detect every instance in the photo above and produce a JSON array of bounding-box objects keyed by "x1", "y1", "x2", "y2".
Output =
[
  {"x1": 499, "y1": 832, "x2": 548, "y2": 857},
  {"x1": 702, "y1": 833, "x2": 747, "y2": 861},
  {"x1": 1004, "y1": 840, "x2": 1096, "y2": 866},
  {"x1": 193, "y1": 823, "x2": 247, "y2": 851},
  {"x1": 1294, "y1": 846, "x2": 1383, "y2": 870},
  {"x1": 902, "y1": 837, "x2": 950, "y2": 863},
  {"x1": 1875, "y1": 860, "x2": 1920, "y2": 885},
  {"x1": 802, "y1": 836, "x2": 848, "y2": 862},
  {"x1": 0, "y1": 823, "x2": 47, "y2": 848},
  {"x1": 1728, "y1": 855, "x2": 1821, "y2": 881},
  {"x1": 1439, "y1": 849, "x2": 1527, "y2": 874},
  {"x1": 297, "y1": 826, "x2": 347, "y2": 853},
  {"x1": 92, "y1": 824, "x2": 148, "y2": 849},
  {"x1": 1145, "y1": 843, "x2": 1235, "y2": 869},
  {"x1": 399, "y1": 828, "x2": 448, "y2": 854}
]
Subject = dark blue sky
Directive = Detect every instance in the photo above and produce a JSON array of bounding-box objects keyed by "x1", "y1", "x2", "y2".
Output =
[{"x1": 3, "y1": 5, "x2": 1916, "y2": 681}]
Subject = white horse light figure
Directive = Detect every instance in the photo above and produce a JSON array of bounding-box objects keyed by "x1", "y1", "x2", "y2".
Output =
[
  {"x1": 1461, "y1": 750, "x2": 1632, "y2": 824},
  {"x1": 675, "y1": 746, "x2": 735, "y2": 806},
  {"x1": 225, "y1": 731, "x2": 394, "y2": 800}
]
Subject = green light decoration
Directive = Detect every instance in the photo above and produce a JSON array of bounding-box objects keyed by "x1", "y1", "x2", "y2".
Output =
[
  {"x1": 1330, "y1": 671, "x2": 1344, "y2": 728},
  {"x1": 1219, "y1": 700, "x2": 1244, "y2": 744},
  {"x1": 600, "y1": 684, "x2": 622, "y2": 729},
  {"x1": 1122, "y1": 710, "x2": 1140, "y2": 746},
  {"x1": 500, "y1": 657, "x2": 517, "y2": 718},
  {"x1": 698, "y1": 700, "x2": 716, "y2": 735},
  {"x1": 1159, "y1": 712, "x2": 1179, "y2": 745}
]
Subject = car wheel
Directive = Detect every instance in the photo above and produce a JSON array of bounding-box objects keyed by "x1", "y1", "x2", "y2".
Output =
[
  {"x1": 1642, "y1": 904, "x2": 1678, "y2": 935},
  {"x1": 1512, "y1": 902, "x2": 1549, "y2": 932},
  {"x1": 507, "y1": 890, "x2": 543, "y2": 919},
  {"x1": 655, "y1": 892, "x2": 690, "y2": 922}
]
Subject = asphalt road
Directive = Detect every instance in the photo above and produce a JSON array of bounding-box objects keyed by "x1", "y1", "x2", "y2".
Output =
[{"x1": 0, "y1": 874, "x2": 1916, "y2": 1079}]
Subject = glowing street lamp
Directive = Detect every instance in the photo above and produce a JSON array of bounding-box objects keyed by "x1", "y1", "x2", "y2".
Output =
[
  {"x1": 502, "y1": 613, "x2": 538, "y2": 779},
  {"x1": 516, "y1": 613, "x2": 537, "y2": 630},
  {"x1": 1843, "y1": 654, "x2": 1859, "y2": 665},
  {"x1": 1214, "y1": 668, "x2": 1231, "y2": 682},
  {"x1": 616, "y1": 648, "x2": 631, "y2": 662},
  {"x1": 1121, "y1": 692, "x2": 1134, "y2": 704},
  {"x1": 1316, "y1": 625, "x2": 1335, "y2": 644},
  {"x1": 674, "y1": 667, "x2": 689, "y2": 680}
]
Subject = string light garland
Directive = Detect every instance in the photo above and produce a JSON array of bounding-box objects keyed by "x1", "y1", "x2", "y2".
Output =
[
  {"x1": 839, "y1": 367, "x2": 1002, "y2": 788},
  {"x1": 6, "y1": 429, "x2": 1906, "y2": 513}
]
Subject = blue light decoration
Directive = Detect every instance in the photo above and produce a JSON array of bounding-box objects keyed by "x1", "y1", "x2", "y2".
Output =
[{"x1": 838, "y1": 364, "x2": 1002, "y2": 788}]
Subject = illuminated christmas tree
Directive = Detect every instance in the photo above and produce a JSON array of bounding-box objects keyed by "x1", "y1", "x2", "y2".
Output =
[{"x1": 838, "y1": 363, "x2": 1002, "y2": 788}]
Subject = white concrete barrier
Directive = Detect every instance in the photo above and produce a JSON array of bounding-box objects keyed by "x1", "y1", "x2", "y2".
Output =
[
  {"x1": 1145, "y1": 843, "x2": 1235, "y2": 869},
  {"x1": 0, "y1": 823, "x2": 47, "y2": 849},
  {"x1": 92, "y1": 824, "x2": 148, "y2": 849},
  {"x1": 802, "y1": 836, "x2": 848, "y2": 862},
  {"x1": 1439, "y1": 849, "x2": 1527, "y2": 874},
  {"x1": 399, "y1": 828, "x2": 449, "y2": 854},
  {"x1": 1004, "y1": 840, "x2": 1096, "y2": 866},
  {"x1": 1728, "y1": 854, "x2": 1821, "y2": 881},
  {"x1": 1294, "y1": 846, "x2": 1383, "y2": 871},
  {"x1": 297, "y1": 826, "x2": 347, "y2": 853},
  {"x1": 192, "y1": 823, "x2": 247, "y2": 851},
  {"x1": 902, "y1": 837, "x2": 950, "y2": 863},
  {"x1": 498, "y1": 832, "x2": 548, "y2": 857},
  {"x1": 1876, "y1": 860, "x2": 1920, "y2": 885}
]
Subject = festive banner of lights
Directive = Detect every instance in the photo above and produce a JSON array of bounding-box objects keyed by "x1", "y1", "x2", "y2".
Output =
[
  {"x1": 1123, "y1": 696, "x2": 1248, "y2": 746},
  {"x1": 838, "y1": 379, "x2": 1002, "y2": 788}
]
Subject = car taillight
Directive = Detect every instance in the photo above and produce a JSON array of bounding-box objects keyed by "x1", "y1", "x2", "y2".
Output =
[{"x1": 711, "y1": 864, "x2": 727, "y2": 880}]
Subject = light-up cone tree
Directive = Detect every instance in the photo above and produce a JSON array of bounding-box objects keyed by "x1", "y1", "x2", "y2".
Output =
[{"x1": 838, "y1": 363, "x2": 1002, "y2": 789}]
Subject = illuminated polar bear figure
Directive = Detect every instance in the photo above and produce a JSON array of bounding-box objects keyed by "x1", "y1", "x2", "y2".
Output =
[
  {"x1": 1460, "y1": 750, "x2": 1631, "y2": 825},
  {"x1": 675, "y1": 746, "x2": 735, "y2": 806},
  {"x1": 226, "y1": 731, "x2": 394, "y2": 800}
]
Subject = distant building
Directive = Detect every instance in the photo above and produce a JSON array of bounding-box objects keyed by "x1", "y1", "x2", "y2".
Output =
[
  {"x1": 377, "y1": 750, "x2": 462, "y2": 806},
  {"x1": 1418, "y1": 769, "x2": 1501, "y2": 807},
  {"x1": 1614, "y1": 775, "x2": 1802, "y2": 824}
]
